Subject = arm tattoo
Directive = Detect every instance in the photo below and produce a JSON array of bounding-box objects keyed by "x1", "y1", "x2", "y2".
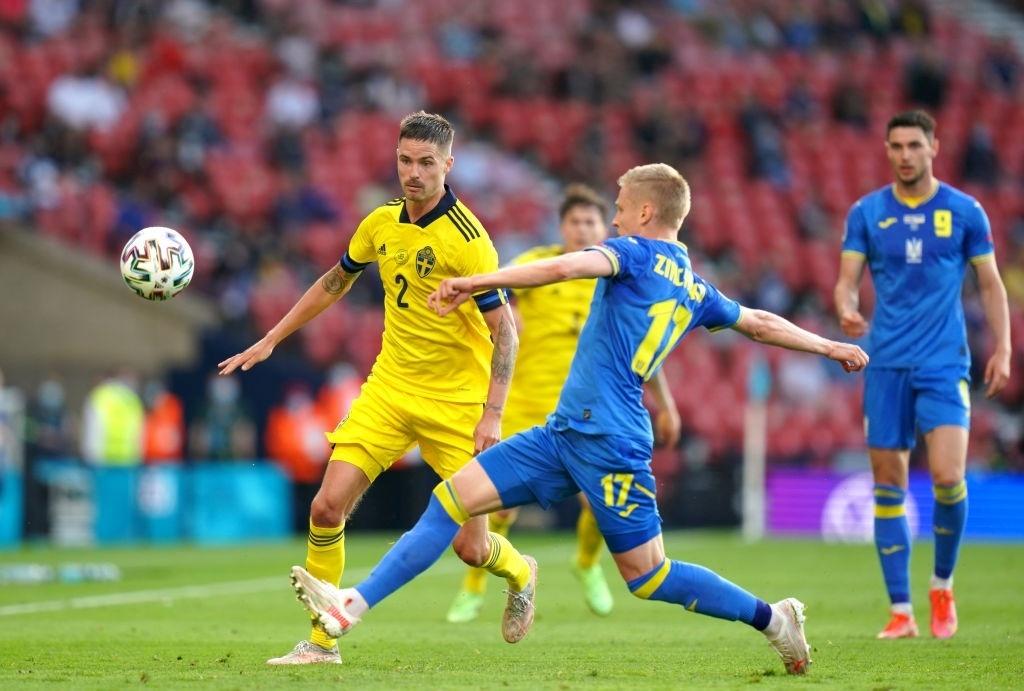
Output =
[
  {"x1": 321, "y1": 266, "x2": 350, "y2": 295},
  {"x1": 491, "y1": 313, "x2": 517, "y2": 385}
]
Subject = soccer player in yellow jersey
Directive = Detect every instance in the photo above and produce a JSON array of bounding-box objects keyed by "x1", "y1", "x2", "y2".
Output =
[
  {"x1": 447, "y1": 184, "x2": 682, "y2": 624},
  {"x1": 218, "y1": 112, "x2": 536, "y2": 664}
]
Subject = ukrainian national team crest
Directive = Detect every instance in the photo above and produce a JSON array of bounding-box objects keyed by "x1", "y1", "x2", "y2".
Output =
[
  {"x1": 905, "y1": 237, "x2": 923, "y2": 264},
  {"x1": 415, "y1": 246, "x2": 436, "y2": 278}
]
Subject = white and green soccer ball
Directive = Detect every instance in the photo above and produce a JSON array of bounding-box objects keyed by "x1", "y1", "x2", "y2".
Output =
[{"x1": 120, "y1": 226, "x2": 195, "y2": 301}]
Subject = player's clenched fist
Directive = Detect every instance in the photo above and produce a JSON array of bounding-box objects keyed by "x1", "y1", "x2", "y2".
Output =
[
  {"x1": 838, "y1": 310, "x2": 868, "y2": 338},
  {"x1": 428, "y1": 277, "x2": 475, "y2": 315},
  {"x1": 826, "y1": 342, "x2": 869, "y2": 372}
]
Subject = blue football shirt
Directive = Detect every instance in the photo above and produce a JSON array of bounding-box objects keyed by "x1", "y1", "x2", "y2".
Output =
[
  {"x1": 552, "y1": 235, "x2": 741, "y2": 447},
  {"x1": 842, "y1": 182, "x2": 995, "y2": 368}
]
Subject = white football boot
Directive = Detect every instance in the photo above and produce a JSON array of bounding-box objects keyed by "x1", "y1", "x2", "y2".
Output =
[
  {"x1": 266, "y1": 640, "x2": 341, "y2": 665},
  {"x1": 290, "y1": 565, "x2": 361, "y2": 639},
  {"x1": 765, "y1": 598, "x2": 812, "y2": 675}
]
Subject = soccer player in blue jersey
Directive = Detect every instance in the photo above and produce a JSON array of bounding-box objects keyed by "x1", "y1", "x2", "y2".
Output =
[
  {"x1": 834, "y1": 111, "x2": 1012, "y2": 640},
  {"x1": 290, "y1": 163, "x2": 868, "y2": 675}
]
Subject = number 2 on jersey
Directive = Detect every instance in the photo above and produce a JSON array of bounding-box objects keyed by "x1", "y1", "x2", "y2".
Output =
[
  {"x1": 395, "y1": 274, "x2": 410, "y2": 308},
  {"x1": 631, "y1": 299, "x2": 693, "y2": 380}
]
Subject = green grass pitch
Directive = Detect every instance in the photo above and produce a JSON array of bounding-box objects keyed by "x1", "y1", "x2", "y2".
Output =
[{"x1": 1, "y1": 532, "x2": 1022, "y2": 689}]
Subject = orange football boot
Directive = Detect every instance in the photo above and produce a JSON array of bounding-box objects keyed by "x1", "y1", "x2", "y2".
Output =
[
  {"x1": 877, "y1": 611, "x2": 919, "y2": 639},
  {"x1": 929, "y1": 588, "x2": 958, "y2": 639}
]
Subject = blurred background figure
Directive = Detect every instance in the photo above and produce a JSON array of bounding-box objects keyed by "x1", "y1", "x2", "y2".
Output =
[
  {"x1": 80, "y1": 371, "x2": 143, "y2": 467},
  {"x1": 316, "y1": 363, "x2": 361, "y2": 425},
  {"x1": 265, "y1": 382, "x2": 330, "y2": 533},
  {"x1": 190, "y1": 374, "x2": 256, "y2": 462},
  {"x1": 23, "y1": 374, "x2": 72, "y2": 537},
  {"x1": 142, "y1": 379, "x2": 185, "y2": 465}
]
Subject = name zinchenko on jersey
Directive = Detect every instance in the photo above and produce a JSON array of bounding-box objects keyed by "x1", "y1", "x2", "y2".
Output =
[{"x1": 653, "y1": 253, "x2": 707, "y2": 302}]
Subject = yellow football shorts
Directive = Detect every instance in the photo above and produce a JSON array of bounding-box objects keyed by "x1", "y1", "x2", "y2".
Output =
[{"x1": 325, "y1": 377, "x2": 481, "y2": 482}]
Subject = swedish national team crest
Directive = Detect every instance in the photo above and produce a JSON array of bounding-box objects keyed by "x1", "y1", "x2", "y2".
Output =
[{"x1": 416, "y1": 246, "x2": 436, "y2": 278}]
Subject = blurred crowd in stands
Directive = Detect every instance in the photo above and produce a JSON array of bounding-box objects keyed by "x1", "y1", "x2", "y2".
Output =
[{"x1": 2, "y1": 0, "x2": 1023, "y2": 474}]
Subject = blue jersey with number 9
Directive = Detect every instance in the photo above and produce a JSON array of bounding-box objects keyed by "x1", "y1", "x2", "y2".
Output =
[{"x1": 552, "y1": 236, "x2": 741, "y2": 448}]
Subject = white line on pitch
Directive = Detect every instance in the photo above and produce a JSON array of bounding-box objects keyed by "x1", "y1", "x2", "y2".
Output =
[
  {"x1": 0, "y1": 575, "x2": 298, "y2": 617},
  {"x1": 0, "y1": 567, "x2": 377, "y2": 618},
  {"x1": 0, "y1": 544, "x2": 577, "y2": 618},
  {"x1": 0, "y1": 542, "x2": 572, "y2": 617}
]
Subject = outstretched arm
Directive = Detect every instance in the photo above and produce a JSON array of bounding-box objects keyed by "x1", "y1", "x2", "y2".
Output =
[
  {"x1": 974, "y1": 259, "x2": 1012, "y2": 397},
  {"x1": 732, "y1": 307, "x2": 869, "y2": 372},
  {"x1": 429, "y1": 250, "x2": 613, "y2": 316},
  {"x1": 645, "y1": 367, "x2": 681, "y2": 448},
  {"x1": 218, "y1": 263, "x2": 361, "y2": 374}
]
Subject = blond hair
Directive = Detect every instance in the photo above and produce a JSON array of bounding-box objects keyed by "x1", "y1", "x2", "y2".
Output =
[{"x1": 617, "y1": 163, "x2": 691, "y2": 228}]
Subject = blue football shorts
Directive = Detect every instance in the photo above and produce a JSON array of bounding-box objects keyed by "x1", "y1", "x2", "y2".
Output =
[
  {"x1": 475, "y1": 422, "x2": 661, "y2": 553},
  {"x1": 863, "y1": 365, "x2": 971, "y2": 450}
]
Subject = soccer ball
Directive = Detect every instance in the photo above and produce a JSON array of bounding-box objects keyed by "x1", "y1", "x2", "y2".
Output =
[{"x1": 119, "y1": 227, "x2": 195, "y2": 301}]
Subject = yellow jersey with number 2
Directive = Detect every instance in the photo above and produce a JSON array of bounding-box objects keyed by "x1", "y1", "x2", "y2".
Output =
[{"x1": 340, "y1": 185, "x2": 507, "y2": 404}]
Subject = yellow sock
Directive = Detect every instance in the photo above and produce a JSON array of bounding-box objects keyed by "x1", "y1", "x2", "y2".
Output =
[
  {"x1": 481, "y1": 531, "x2": 531, "y2": 591},
  {"x1": 575, "y1": 503, "x2": 603, "y2": 569},
  {"x1": 306, "y1": 519, "x2": 345, "y2": 649},
  {"x1": 460, "y1": 512, "x2": 517, "y2": 595}
]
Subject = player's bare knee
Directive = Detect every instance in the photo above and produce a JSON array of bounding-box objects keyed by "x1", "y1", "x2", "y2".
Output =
[
  {"x1": 870, "y1": 459, "x2": 907, "y2": 487},
  {"x1": 452, "y1": 534, "x2": 489, "y2": 567},
  {"x1": 930, "y1": 467, "x2": 964, "y2": 487},
  {"x1": 310, "y1": 493, "x2": 347, "y2": 527}
]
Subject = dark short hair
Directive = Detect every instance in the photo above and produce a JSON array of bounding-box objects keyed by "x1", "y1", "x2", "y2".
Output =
[
  {"x1": 886, "y1": 110, "x2": 936, "y2": 139},
  {"x1": 558, "y1": 183, "x2": 608, "y2": 220},
  {"x1": 398, "y1": 111, "x2": 454, "y2": 152}
]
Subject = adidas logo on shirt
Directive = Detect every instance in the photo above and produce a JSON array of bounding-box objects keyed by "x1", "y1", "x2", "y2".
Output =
[{"x1": 377, "y1": 243, "x2": 387, "y2": 256}]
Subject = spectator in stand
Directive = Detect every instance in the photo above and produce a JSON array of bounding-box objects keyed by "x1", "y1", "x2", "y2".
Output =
[
  {"x1": 81, "y1": 371, "x2": 144, "y2": 467},
  {"x1": 632, "y1": 99, "x2": 708, "y2": 164},
  {"x1": 796, "y1": 194, "x2": 831, "y2": 240},
  {"x1": 904, "y1": 47, "x2": 949, "y2": 110},
  {"x1": 272, "y1": 169, "x2": 337, "y2": 235},
  {"x1": 961, "y1": 125, "x2": 1000, "y2": 187},
  {"x1": 142, "y1": 379, "x2": 185, "y2": 465},
  {"x1": 190, "y1": 374, "x2": 256, "y2": 462},
  {"x1": 29, "y1": 0, "x2": 78, "y2": 38},
  {"x1": 893, "y1": 0, "x2": 932, "y2": 38},
  {"x1": 0, "y1": 368, "x2": 23, "y2": 472},
  {"x1": 264, "y1": 68, "x2": 320, "y2": 131},
  {"x1": 24, "y1": 375, "x2": 72, "y2": 537},
  {"x1": 739, "y1": 94, "x2": 790, "y2": 187},
  {"x1": 784, "y1": 77, "x2": 819, "y2": 124},
  {"x1": 46, "y1": 62, "x2": 125, "y2": 133},
  {"x1": 819, "y1": 0, "x2": 859, "y2": 50},
  {"x1": 779, "y1": 0, "x2": 818, "y2": 53},
  {"x1": 265, "y1": 383, "x2": 330, "y2": 533},
  {"x1": 981, "y1": 37, "x2": 1021, "y2": 92},
  {"x1": 831, "y1": 79, "x2": 870, "y2": 129},
  {"x1": 854, "y1": 0, "x2": 893, "y2": 41}
]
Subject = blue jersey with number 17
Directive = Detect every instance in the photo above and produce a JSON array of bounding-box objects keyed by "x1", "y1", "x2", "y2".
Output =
[{"x1": 552, "y1": 235, "x2": 742, "y2": 449}]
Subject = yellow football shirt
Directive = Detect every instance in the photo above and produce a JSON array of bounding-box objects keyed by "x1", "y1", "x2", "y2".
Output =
[
  {"x1": 341, "y1": 186, "x2": 505, "y2": 404},
  {"x1": 503, "y1": 244, "x2": 597, "y2": 433}
]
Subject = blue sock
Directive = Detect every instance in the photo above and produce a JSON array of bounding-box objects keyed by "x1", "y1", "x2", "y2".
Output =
[
  {"x1": 933, "y1": 481, "x2": 968, "y2": 580},
  {"x1": 873, "y1": 484, "x2": 911, "y2": 604},
  {"x1": 627, "y1": 559, "x2": 773, "y2": 630},
  {"x1": 355, "y1": 496, "x2": 461, "y2": 607}
]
